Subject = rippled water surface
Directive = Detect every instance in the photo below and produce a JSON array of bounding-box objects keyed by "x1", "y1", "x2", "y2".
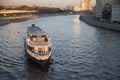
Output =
[{"x1": 0, "y1": 15, "x2": 120, "y2": 80}]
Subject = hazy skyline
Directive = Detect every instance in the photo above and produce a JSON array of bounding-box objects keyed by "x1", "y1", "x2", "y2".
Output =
[{"x1": 0, "y1": 0, "x2": 82, "y2": 8}]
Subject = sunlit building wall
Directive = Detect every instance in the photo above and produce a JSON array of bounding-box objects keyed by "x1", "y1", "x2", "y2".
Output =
[
  {"x1": 81, "y1": 0, "x2": 94, "y2": 11},
  {"x1": 81, "y1": 0, "x2": 86, "y2": 11},
  {"x1": 89, "y1": 0, "x2": 94, "y2": 11}
]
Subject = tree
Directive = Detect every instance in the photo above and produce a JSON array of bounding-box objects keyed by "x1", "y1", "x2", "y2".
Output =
[
  {"x1": 0, "y1": 5, "x2": 4, "y2": 10},
  {"x1": 19, "y1": 5, "x2": 31, "y2": 10}
]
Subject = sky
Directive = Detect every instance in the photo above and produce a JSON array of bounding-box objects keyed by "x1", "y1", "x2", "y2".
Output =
[{"x1": 0, "y1": 0, "x2": 81, "y2": 8}]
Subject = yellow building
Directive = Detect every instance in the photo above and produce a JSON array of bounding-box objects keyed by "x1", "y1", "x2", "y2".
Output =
[
  {"x1": 48, "y1": 3, "x2": 54, "y2": 8},
  {"x1": 81, "y1": 0, "x2": 94, "y2": 11},
  {"x1": 74, "y1": 6, "x2": 81, "y2": 12}
]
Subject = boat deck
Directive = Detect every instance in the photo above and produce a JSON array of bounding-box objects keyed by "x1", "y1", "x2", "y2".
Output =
[
  {"x1": 27, "y1": 37, "x2": 50, "y2": 47},
  {"x1": 27, "y1": 24, "x2": 51, "y2": 47}
]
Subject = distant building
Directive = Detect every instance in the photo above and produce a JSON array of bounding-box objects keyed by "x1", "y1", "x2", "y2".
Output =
[
  {"x1": 81, "y1": 0, "x2": 86, "y2": 11},
  {"x1": 81, "y1": 0, "x2": 94, "y2": 11},
  {"x1": 73, "y1": 6, "x2": 81, "y2": 12},
  {"x1": 48, "y1": 3, "x2": 54, "y2": 8}
]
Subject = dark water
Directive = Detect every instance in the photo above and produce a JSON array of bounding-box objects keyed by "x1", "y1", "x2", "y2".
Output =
[{"x1": 0, "y1": 15, "x2": 120, "y2": 80}]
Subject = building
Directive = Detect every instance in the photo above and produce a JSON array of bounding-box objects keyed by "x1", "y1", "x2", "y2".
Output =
[
  {"x1": 94, "y1": 0, "x2": 120, "y2": 21},
  {"x1": 48, "y1": 3, "x2": 54, "y2": 8},
  {"x1": 81, "y1": 0, "x2": 86, "y2": 11},
  {"x1": 73, "y1": 6, "x2": 81, "y2": 12},
  {"x1": 81, "y1": 0, "x2": 94, "y2": 11},
  {"x1": 88, "y1": 0, "x2": 94, "y2": 10}
]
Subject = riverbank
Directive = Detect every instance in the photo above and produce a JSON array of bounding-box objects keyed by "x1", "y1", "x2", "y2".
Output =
[
  {"x1": 0, "y1": 20, "x2": 10, "y2": 26},
  {"x1": 0, "y1": 16, "x2": 37, "y2": 26},
  {"x1": 0, "y1": 14, "x2": 66, "y2": 26},
  {"x1": 0, "y1": 15, "x2": 38, "y2": 23},
  {"x1": 80, "y1": 14, "x2": 120, "y2": 31}
]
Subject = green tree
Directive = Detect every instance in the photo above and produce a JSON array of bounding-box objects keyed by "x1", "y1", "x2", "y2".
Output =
[
  {"x1": 19, "y1": 5, "x2": 31, "y2": 10},
  {"x1": 0, "y1": 5, "x2": 4, "y2": 10}
]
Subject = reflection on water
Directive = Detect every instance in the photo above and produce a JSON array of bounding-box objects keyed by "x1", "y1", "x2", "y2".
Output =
[
  {"x1": 73, "y1": 15, "x2": 80, "y2": 36},
  {"x1": 0, "y1": 15, "x2": 120, "y2": 80},
  {"x1": 26, "y1": 58, "x2": 52, "y2": 80}
]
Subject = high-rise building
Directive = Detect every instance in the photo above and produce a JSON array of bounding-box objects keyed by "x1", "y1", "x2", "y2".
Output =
[
  {"x1": 88, "y1": 0, "x2": 94, "y2": 10},
  {"x1": 81, "y1": 0, "x2": 94, "y2": 11}
]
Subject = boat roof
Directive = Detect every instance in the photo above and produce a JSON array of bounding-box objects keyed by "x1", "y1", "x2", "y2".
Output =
[{"x1": 27, "y1": 24, "x2": 46, "y2": 36}]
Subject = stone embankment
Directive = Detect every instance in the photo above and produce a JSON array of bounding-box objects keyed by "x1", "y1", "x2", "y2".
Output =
[
  {"x1": 0, "y1": 20, "x2": 10, "y2": 26},
  {"x1": 80, "y1": 14, "x2": 120, "y2": 31},
  {"x1": 0, "y1": 14, "x2": 63, "y2": 26}
]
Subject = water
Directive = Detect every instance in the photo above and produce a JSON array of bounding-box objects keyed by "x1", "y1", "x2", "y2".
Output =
[{"x1": 0, "y1": 15, "x2": 120, "y2": 80}]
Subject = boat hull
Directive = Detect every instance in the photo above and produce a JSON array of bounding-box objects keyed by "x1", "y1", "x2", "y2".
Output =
[{"x1": 26, "y1": 51, "x2": 51, "y2": 66}]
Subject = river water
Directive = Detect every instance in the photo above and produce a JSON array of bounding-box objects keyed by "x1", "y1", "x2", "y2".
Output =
[{"x1": 0, "y1": 15, "x2": 120, "y2": 80}]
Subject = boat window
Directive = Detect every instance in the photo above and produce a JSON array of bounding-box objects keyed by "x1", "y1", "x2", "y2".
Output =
[
  {"x1": 48, "y1": 47, "x2": 51, "y2": 51},
  {"x1": 38, "y1": 47, "x2": 45, "y2": 52},
  {"x1": 27, "y1": 45, "x2": 34, "y2": 52}
]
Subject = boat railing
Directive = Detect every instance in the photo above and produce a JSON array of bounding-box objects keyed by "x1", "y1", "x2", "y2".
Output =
[{"x1": 27, "y1": 39, "x2": 51, "y2": 46}]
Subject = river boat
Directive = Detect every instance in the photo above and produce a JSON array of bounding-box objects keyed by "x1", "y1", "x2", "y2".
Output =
[{"x1": 25, "y1": 24, "x2": 52, "y2": 66}]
